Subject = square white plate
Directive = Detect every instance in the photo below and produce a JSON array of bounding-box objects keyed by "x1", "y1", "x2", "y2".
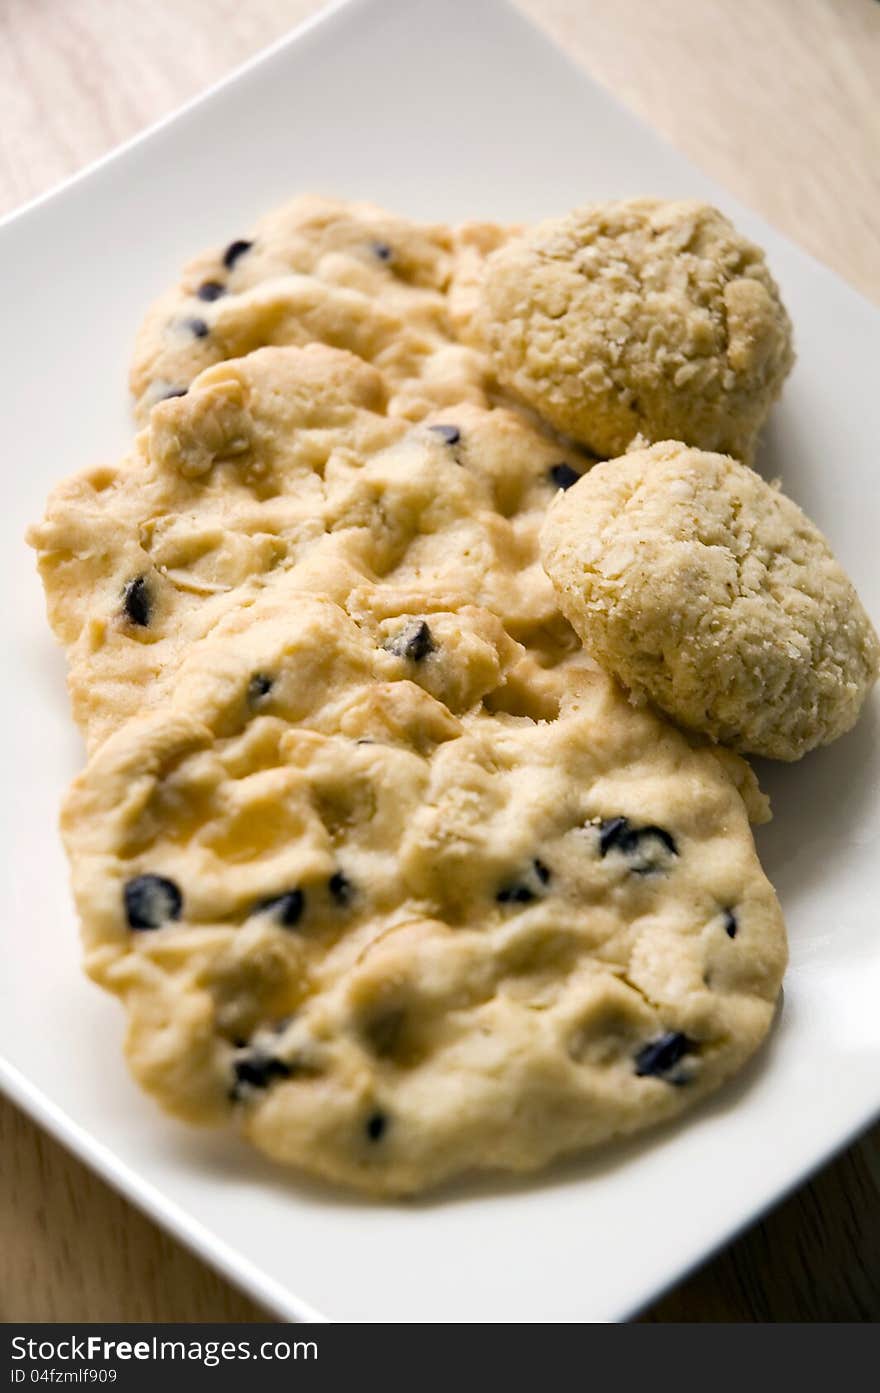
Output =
[{"x1": 1, "y1": 0, "x2": 878, "y2": 1324}]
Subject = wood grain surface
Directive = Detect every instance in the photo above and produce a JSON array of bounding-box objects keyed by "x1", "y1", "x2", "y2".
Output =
[{"x1": 1, "y1": 0, "x2": 878, "y2": 1324}]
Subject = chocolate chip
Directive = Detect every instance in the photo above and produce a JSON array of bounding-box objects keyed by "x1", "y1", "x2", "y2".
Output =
[
  {"x1": 384, "y1": 619, "x2": 435, "y2": 662},
  {"x1": 549, "y1": 463, "x2": 581, "y2": 490},
  {"x1": 122, "y1": 576, "x2": 151, "y2": 627},
  {"x1": 160, "y1": 386, "x2": 188, "y2": 401},
  {"x1": 196, "y1": 280, "x2": 226, "y2": 302},
  {"x1": 598, "y1": 817, "x2": 678, "y2": 873},
  {"x1": 372, "y1": 240, "x2": 393, "y2": 262},
  {"x1": 634, "y1": 1031, "x2": 695, "y2": 1081},
  {"x1": 184, "y1": 316, "x2": 210, "y2": 338},
  {"x1": 248, "y1": 673, "x2": 273, "y2": 702},
  {"x1": 257, "y1": 889, "x2": 305, "y2": 928},
  {"x1": 365, "y1": 1110, "x2": 388, "y2": 1142},
  {"x1": 124, "y1": 874, "x2": 182, "y2": 930},
  {"x1": 497, "y1": 858, "x2": 551, "y2": 906},
  {"x1": 496, "y1": 883, "x2": 535, "y2": 905},
  {"x1": 328, "y1": 871, "x2": 353, "y2": 906},
  {"x1": 429, "y1": 424, "x2": 461, "y2": 446},
  {"x1": 723, "y1": 908, "x2": 738, "y2": 939},
  {"x1": 223, "y1": 239, "x2": 253, "y2": 270},
  {"x1": 598, "y1": 817, "x2": 633, "y2": 855},
  {"x1": 232, "y1": 1051, "x2": 292, "y2": 1096}
]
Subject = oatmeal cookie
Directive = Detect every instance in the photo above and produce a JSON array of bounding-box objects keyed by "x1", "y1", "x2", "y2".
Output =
[
  {"x1": 479, "y1": 199, "x2": 794, "y2": 460},
  {"x1": 541, "y1": 441, "x2": 879, "y2": 759}
]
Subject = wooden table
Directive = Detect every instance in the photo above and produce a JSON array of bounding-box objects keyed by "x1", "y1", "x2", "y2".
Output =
[{"x1": 1, "y1": 0, "x2": 878, "y2": 1323}]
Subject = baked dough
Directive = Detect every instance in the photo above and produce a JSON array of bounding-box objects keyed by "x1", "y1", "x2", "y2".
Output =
[
  {"x1": 62, "y1": 581, "x2": 786, "y2": 1194},
  {"x1": 28, "y1": 198, "x2": 801, "y2": 1195},
  {"x1": 130, "y1": 194, "x2": 490, "y2": 425},
  {"x1": 479, "y1": 199, "x2": 794, "y2": 460},
  {"x1": 541, "y1": 441, "x2": 880, "y2": 760},
  {"x1": 30, "y1": 344, "x2": 579, "y2": 749}
]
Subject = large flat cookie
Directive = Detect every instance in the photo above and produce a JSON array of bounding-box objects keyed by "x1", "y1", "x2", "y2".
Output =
[
  {"x1": 63, "y1": 582, "x2": 786, "y2": 1194},
  {"x1": 131, "y1": 195, "x2": 492, "y2": 425},
  {"x1": 29, "y1": 345, "x2": 583, "y2": 749}
]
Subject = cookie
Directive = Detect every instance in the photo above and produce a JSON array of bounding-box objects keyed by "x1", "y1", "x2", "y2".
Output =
[
  {"x1": 447, "y1": 219, "x2": 517, "y2": 344},
  {"x1": 62, "y1": 582, "x2": 786, "y2": 1194},
  {"x1": 131, "y1": 195, "x2": 489, "y2": 424},
  {"x1": 540, "y1": 441, "x2": 880, "y2": 760},
  {"x1": 29, "y1": 344, "x2": 580, "y2": 749},
  {"x1": 479, "y1": 199, "x2": 794, "y2": 461}
]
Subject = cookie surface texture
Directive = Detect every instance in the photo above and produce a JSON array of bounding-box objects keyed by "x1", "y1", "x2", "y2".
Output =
[
  {"x1": 29, "y1": 344, "x2": 583, "y2": 749},
  {"x1": 62, "y1": 584, "x2": 786, "y2": 1194},
  {"x1": 479, "y1": 198, "x2": 794, "y2": 460},
  {"x1": 541, "y1": 441, "x2": 880, "y2": 760},
  {"x1": 130, "y1": 195, "x2": 489, "y2": 425}
]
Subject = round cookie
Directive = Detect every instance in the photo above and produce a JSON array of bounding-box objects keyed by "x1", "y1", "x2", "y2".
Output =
[
  {"x1": 541, "y1": 441, "x2": 880, "y2": 760},
  {"x1": 479, "y1": 198, "x2": 794, "y2": 461},
  {"x1": 29, "y1": 344, "x2": 583, "y2": 749},
  {"x1": 62, "y1": 585, "x2": 787, "y2": 1195},
  {"x1": 131, "y1": 195, "x2": 489, "y2": 425}
]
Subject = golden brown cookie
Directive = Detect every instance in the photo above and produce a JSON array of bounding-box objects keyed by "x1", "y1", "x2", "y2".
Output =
[
  {"x1": 541, "y1": 441, "x2": 879, "y2": 759},
  {"x1": 479, "y1": 199, "x2": 794, "y2": 460}
]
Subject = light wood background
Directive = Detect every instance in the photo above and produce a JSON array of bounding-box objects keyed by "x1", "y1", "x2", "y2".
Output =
[{"x1": 1, "y1": 0, "x2": 878, "y2": 1323}]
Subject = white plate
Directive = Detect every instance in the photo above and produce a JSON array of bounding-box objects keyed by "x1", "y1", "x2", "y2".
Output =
[{"x1": 1, "y1": 0, "x2": 878, "y2": 1325}]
